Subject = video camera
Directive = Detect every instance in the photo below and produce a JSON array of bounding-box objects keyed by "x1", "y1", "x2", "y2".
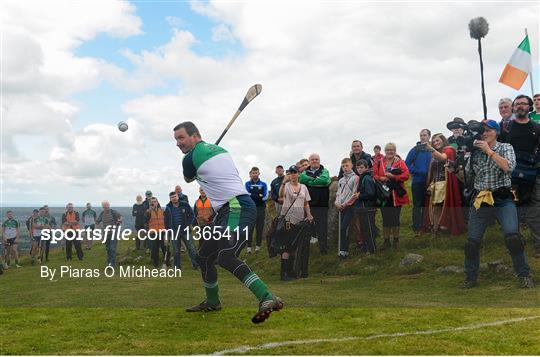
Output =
[{"x1": 464, "y1": 120, "x2": 485, "y2": 141}]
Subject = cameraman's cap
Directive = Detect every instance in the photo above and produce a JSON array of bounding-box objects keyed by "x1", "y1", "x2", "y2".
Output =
[
  {"x1": 446, "y1": 117, "x2": 466, "y2": 130},
  {"x1": 287, "y1": 165, "x2": 299, "y2": 174},
  {"x1": 145, "y1": 190, "x2": 152, "y2": 197},
  {"x1": 483, "y1": 119, "x2": 500, "y2": 134}
]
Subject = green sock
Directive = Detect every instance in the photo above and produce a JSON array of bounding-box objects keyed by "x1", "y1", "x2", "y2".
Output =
[
  {"x1": 204, "y1": 281, "x2": 220, "y2": 305},
  {"x1": 242, "y1": 272, "x2": 272, "y2": 301}
]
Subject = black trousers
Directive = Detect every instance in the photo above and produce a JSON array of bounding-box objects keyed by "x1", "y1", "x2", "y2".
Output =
[
  {"x1": 196, "y1": 195, "x2": 256, "y2": 284},
  {"x1": 150, "y1": 238, "x2": 168, "y2": 268},
  {"x1": 356, "y1": 208, "x2": 377, "y2": 253},
  {"x1": 42, "y1": 240, "x2": 51, "y2": 261},
  {"x1": 248, "y1": 206, "x2": 266, "y2": 247},
  {"x1": 311, "y1": 206, "x2": 329, "y2": 253},
  {"x1": 66, "y1": 240, "x2": 83, "y2": 260},
  {"x1": 293, "y1": 224, "x2": 312, "y2": 278}
]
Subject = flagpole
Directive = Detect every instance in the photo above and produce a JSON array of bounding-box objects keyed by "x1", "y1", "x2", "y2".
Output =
[{"x1": 526, "y1": 28, "x2": 535, "y2": 95}]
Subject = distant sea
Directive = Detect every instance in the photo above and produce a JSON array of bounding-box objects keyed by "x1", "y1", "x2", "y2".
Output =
[{"x1": 0, "y1": 207, "x2": 135, "y2": 251}]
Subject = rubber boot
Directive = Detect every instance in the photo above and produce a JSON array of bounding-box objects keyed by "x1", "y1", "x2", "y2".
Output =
[
  {"x1": 281, "y1": 258, "x2": 292, "y2": 281},
  {"x1": 381, "y1": 227, "x2": 391, "y2": 251},
  {"x1": 392, "y1": 237, "x2": 400, "y2": 251},
  {"x1": 392, "y1": 227, "x2": 400, "y2": 250},
  {"x1": 287, "y1": 256, "x2": 297, "y2": 280}
]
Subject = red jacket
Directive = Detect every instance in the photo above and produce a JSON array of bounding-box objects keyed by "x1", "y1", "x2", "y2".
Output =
[{"x1": 373, "y1": 156, "x2": 410, "y2": 206}]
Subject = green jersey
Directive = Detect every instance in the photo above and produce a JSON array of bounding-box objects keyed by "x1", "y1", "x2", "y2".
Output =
[
  {"x1": 2, "y1": 219, "x2": 19, "y2": 239},
  {"x1": 33, "y1": 216, "x2": 50, "y2": 236},
  {"x1": 82, "y1": 209, "x2": 97, "y2": 225},
  {"x1": 529, "y1": 111, "x2": 540, "y2": 124}
]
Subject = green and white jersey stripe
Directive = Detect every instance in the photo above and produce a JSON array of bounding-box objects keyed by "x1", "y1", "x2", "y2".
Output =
[
  {"x1": 2, "y1": 219, "x2": 19, "y2": 239},
  {"x1": 183, "y1": 141, "x2": 248, "y2": 210},
  {"x1": 33, "y1": 216, "x2": 49, "y2": 236},
  {"x1": 82, "y1": 209, "x2": 96, "y2": 225}
]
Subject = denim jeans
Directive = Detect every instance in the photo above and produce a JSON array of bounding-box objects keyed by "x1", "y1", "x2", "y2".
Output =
[
  {"x1": 465, "y1": 197, "x2": 530, "y2": 280},
  {"x1": 172, "y1": 230, "x2": 199, "y2": 269},
  {"x1": 411, "y1": 183, "x2": 426, "y2": 231},
  {"x1": 338, "y1": 206, "x2": 355, "y2": 253},
  {"x1": 105, "y1": 234, "x2": 117, "y2": 266}
]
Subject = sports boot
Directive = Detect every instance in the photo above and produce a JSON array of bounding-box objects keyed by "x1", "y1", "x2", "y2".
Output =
[
  {"x1": 461, "y1": 278, "x2": 477, "y2": 289},
  {"x1": 185, "y1": 299, "x2": 222, "y2": 312},
  {"x1": 519, "y1": 276, "x2": 534, "y2": 289},
  {"x1": 252, "y1": 295, "x2": 284, "y2": 324}
]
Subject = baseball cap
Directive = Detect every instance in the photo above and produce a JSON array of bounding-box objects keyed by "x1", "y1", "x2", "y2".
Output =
[
  {"x1": 287, "y1": 165, "x2": 299, "y2": 173},
  {"x1": 483, "y1": 119, "x2": 500, "y2": 133},
  {"x1": 145, "y1": 190, "x2": 152, "y2": 197}
]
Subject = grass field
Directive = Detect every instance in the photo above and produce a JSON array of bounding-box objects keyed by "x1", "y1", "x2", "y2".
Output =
[{"x1": 1, "y1": 204, "x2": 539, "y2": 355}]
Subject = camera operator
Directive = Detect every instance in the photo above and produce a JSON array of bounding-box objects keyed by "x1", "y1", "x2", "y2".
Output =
[
  {"x1": 447, "y1": 117, "x2": 473, "y2": 220},
  {"x1": 499, "y1": 94, "x2": 540, "y2": 258},
  {"x1": 462, "y1": 120, "x2": 533, "y2": 289}
]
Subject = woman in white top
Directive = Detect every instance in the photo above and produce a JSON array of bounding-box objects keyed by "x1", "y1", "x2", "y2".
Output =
[{"x1": 277, "y1": 165, "x2": 313, "y2": 281}]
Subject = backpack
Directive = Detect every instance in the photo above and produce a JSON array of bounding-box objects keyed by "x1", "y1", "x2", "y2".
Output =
[
  {"x1": 373, "y1": 180, "x2": 392, "y2": 207},
  {"x1": 371, "y1": 161, "x2": 393, "y2": 207}
]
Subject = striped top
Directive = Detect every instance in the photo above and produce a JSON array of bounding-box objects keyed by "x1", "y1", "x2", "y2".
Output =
[{"x1": 183, "y1": 141, "x2": 248, "y2": 210}]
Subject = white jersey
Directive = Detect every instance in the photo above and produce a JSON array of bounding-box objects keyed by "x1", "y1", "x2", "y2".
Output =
[{"x1": 182, "y1": 141, "x2": 248, "y2": 210}]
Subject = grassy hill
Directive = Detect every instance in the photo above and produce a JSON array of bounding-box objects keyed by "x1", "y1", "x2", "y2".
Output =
[{"x1": 0, "y1": 196, "x2": 539, "y2": 354}]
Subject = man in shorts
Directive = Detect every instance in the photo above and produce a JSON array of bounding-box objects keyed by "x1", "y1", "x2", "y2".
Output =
[
  {"x1": 174, "y1": 121, "x2": 283, "y2": 323},
  {"x1": 32, "y1": 207, "x2": 50, "y2": 265},
  {"x1": 2, "y1": 211, "x2": 21, "y2": 268}
]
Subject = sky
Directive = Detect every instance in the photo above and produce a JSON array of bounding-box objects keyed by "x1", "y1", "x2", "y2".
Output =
[{"x1": 1, "y1": 0, "x2": 539, "y2": 207}]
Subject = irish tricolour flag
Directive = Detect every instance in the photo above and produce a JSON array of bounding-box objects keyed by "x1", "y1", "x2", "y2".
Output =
[{"x1": 499, "y1": 35, "x2": 532, "y2": 90}]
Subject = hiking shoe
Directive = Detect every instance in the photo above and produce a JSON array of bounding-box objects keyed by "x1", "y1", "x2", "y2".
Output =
[
  {"x1": 186, "y1": 300, "x2": 222, "y2": 312},
  {"x1": 246, "y1": 247, "x2": 252, "y2": 254},
  {"x1": 519, "y1": 276, "x2": 534, "y2": 289},
  {"x1": 252, "y1": 295, "x2": 284, "y2": 324},
  {"x1": 255, "y1": 246, "x2": 260, "y2": 253},
  {"x1": 461, "y1": 279, "x2": 477, "y2": 289}
]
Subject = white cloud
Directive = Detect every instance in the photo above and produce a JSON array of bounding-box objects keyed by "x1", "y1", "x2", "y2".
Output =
[
  {"x1": 166, "y1": 16, "x2": 186, "y2": 28},
  {"x1": 1, "y1": 0, "x2": 144, "y2": 204},
  {"x1": 212, "y1": 24, "x2": 235, "y2": 43},
  {"x1": 2, "y1": 1, "x2": 539, "y2": 206}
]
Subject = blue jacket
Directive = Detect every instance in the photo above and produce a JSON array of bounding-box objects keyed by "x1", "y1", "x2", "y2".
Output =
[
  {"x1": 245, "y1": 179, "x2": 268, "y2": 207},
  {"x1": 405, "y1": 143, "x2": 432, "y2": 185},
  {"x1": 164, "y1": 201, "x2": 194, "y2": 231}
]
